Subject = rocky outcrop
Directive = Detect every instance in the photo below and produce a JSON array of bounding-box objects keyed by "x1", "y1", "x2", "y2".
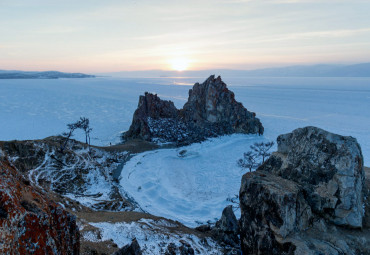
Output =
[
  {"x1": 124, "y1": 75, "x2": 263, "y2": 145},
  {"x1": 124, "y1": 93, "x2": 179, "y2": 141},
  {"x1": 0, "y1": 156, "x2": 80, "y2": 254},
  {"x1": 180, "y1": 75, "x2": 262, "y2": 135},
  {"x1": 212, "y1": 205, "x2": 239, "y2": 247},
  {"x1": 114, "y1": 238, "x2": 142, "y2": 255},
  {"x1": 239, "y1": 126, "x2": 368, "y2": 255},
  {"x1": 195, "y1": 205, "x2": 240, "y2": 254}
]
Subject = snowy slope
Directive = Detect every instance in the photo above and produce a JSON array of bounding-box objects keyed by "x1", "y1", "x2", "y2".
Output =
[
  {"x1": 120, "y1": 134, "x2": 271, "y2": 227},
  {"x1": 82, "y1": 218, "x2": 222, "y2": 254}
]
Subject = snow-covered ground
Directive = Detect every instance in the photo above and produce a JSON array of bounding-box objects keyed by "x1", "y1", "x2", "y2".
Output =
[{"x1": 82, "y1": 218, "x2": 222, "y2": 254}]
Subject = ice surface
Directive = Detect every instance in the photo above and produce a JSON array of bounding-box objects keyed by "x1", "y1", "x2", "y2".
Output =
[
  {"x1": 0, "y1": 76, "x2": 369, "y2": 162},
  {"x1": 1, "y1": 76, "x2": 369, "y2": 227},
  {"x1": 120, "y1": 134, "x2": 269, "y2": 226}
]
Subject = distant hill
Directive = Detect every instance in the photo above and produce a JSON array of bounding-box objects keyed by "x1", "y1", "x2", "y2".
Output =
[
  {"x1": 98, "y1": 63, "x2": 370, "y2": 78},
  {"x1": 0, "y1": 70, "x2": 95, "y2": 79}
]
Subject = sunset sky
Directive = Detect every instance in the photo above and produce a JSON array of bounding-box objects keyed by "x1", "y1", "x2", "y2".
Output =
[{"x1": 1, "y1": 0, "x2": 370, "y2": 72}]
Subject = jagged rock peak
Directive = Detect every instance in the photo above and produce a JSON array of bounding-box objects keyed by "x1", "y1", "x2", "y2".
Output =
[
  {"x1": 124, "y1": 75, "x2": 264, "y2": 145},
  {"x1": 239, "y1": 126, "x2": 367, "y2": 255}
]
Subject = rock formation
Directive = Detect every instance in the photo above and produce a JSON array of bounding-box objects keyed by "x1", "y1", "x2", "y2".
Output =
[
  {"x1": 212, "y1": 205, "x2": 239, "y2": 247},
  {"x1": 114, "y1": 238, "x2": 142, "y2": 255},
  {"x1": 239, "y1": 126, "x2": 368, "y2": 254},
  {"x1": 195, "y1": 205, "x2": 240, "y2": 253},
  {"x1": 124, "y1": 75, "x2": 263, "y2": 145},
  {"x1": 0, "y1": 156, "x2": 80, "y2": 254}
]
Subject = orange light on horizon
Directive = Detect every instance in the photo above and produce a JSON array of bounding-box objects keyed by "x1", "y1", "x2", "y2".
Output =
[{"x1": 169, "y1": 57, "x2": 191, "y2": 71}]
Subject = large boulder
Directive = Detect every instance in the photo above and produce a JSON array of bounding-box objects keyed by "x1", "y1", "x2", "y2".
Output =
[
  {"x1": 239, "y1": 126, "x2": 367, "y2": 255},
  {"x1": 124, "y1": 75, "x2": 263, "y2": 145},
  {"x1": 0, "y1": 157, "x2": 80, "y2": 254}
]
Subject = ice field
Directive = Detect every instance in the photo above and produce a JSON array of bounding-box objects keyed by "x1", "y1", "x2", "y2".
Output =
[{"x1": 0, "y1": 76, "x2": 368, "y2": 162}]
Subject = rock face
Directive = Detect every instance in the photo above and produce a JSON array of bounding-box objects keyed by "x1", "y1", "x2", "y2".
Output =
[
  {"x1": 124, "y1": 75, "x2": 263, "y2": 144},
  {"x1": 239, "y1": 126, "x2": 367, "y2": 255},
  {"x1": 212, "y1": 205, "x2": 239, "y2": 247},
  {"x1": 114, "y1": 238, "x2": 142, "y2": 255},
  {"x1": 0, "y1": 157, "x2": 80, "y2": 254},
  {"x1": 124, "y1": 92, "x2": 178, "y2": 141},
  {"x1": 180, "y1": 75, "x2": 262, "y2": 135}
]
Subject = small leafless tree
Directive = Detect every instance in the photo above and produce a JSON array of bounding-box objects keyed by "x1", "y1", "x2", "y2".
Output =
[
  {"x1": 226, "y1": 194, "x2": 240, "y2": 209},
  {"x1": 237, "y1": 141, "x2": 275, "y2": 172},
  {"x1": 250, "y1": 141, "x2": 275, "y2": 163},
  {"x1": 237, "y1": 151, "x2": 260, "y2": 172},
  {"x1": 59, "y1": 117, "x2": 92, "y2": 153},
  {"x1": 60, "y1": 122, "x2": 81, "y2": 153},
  {"x1": 79, "y1": 117, "x2": 92, "y2": 148}
]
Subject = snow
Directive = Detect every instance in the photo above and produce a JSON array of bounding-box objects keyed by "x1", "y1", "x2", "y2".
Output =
[
  {"x1": 82, "y1": 218, "x2": 222, "y2": 254},
  {"x1": 120, "y1": 134, "x2": 268, "y2": 226},
  {"x1": 21, "y1": 142, "x2": 128, "y2": 210}
]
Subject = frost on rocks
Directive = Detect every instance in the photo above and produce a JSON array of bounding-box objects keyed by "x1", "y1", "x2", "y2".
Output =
[
  {"x1": 81, "y1": 218, "x2": 222, "y2": 255},
  {"x1": 0, "y1": 137, "x2": 133, "y2": 211}
]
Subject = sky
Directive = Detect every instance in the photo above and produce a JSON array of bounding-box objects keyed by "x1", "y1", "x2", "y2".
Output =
[{"x1": 0, "y1": 0, "x2": 370, "y2": 72}]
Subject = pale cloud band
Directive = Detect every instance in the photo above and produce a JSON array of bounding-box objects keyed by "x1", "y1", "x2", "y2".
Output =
[{"x1": 0, "y1": 0, "x2": 369, "y2": 72}]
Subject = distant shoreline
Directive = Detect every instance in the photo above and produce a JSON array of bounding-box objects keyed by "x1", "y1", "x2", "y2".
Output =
[{"x1": 0, "y1": 70, "x2": 95, "y2": 79}]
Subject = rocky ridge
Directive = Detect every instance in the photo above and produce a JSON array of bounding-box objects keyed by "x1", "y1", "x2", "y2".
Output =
[
  {"x1": 124, "y1": 75, "x2": 263, "y2": 144},
  {"x1": 239, "y1": 126, "x2": 369, "y2": 254}
]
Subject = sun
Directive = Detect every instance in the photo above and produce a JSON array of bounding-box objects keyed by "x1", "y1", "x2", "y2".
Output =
[{"x1": 170, "y1": 58, "x2": 190, "y2": 71}]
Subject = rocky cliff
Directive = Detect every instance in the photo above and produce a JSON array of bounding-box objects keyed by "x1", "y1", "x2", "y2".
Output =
[
  {"x1": 239, "y1": 126, "x2": 368, "y2": 255},
  {"x1": 124, "y1": 75, "x2": 263, "y2": 144},
  {"x1": 0, "y1": 154, "x2": 80, "y2": 254}
]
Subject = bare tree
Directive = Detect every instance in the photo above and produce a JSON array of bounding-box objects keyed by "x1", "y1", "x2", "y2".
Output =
[
  {"x1": 60, "y1": 122, "x2": 81, "y2": 153},
  {"x1": 59, "y1": 117, "x2": 92, "y2": 153},
  {"x1": 79, "y1": 117, "x2": 92, "y2": 147},
  {"x1": 237, "y1": 151, "x2": 260, "y2": 172},
  {"x1": 237, "y1": 141, "x2": 275, "y2": 172},
  {"x1": 250, "y1": 141, "x2": 275, "y2": 163},
  {"x1": 226, "y1": 194, "x2": 240, "y2": 209}
]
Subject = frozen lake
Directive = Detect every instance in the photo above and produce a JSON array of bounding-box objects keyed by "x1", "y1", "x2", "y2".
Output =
[
  {"x1": 1, "y1": 75, "x2": 369, "y2": 226},
  {"x1": 0, "y1": 76, "x2": 369, "y2": 164}
]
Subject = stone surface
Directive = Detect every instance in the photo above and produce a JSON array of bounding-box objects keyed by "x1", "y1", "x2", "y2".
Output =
[
  {"x1": 124, "y1": 75, "x2": 263, "y2": 145},
  {"x1": 0, "y1": 157, "x2": 80, "y2": 254},
  {"x1": 180, "y1": 75, "x2": 263, "y2": 135},
  {"x1": 239, "y1": 126, "x2": 368, "y2": 255},
  {"x1": 124, "y1": 92, "x2": 178, "y2": 141},
  {"x1": 212, "y1": 205, "x2": 239, "y2": 247},
  {"x1": 265, "y1": 126, "x2": 364, "y2": 228},
  {"x1": 113, "y1": 238, "x2": 142, "y2": 255}
]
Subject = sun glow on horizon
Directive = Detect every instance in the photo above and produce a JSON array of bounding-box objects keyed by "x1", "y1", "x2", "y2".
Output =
[{"x1": 169, "y1": 58, "x2": 191, "y2": 71}]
